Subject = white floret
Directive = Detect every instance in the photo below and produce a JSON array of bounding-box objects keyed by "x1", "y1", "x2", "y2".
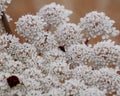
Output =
[
  {"x1": 0, "y1": 33, "x2": 19, "y2": 52},
  {"x1": 0, "y1": 0, "x2": 12, "y2": 18},
  {"x1": 80, "y1": 87, "x2": 106, "y2": 96},
  {"x1": 92, "y1": 40, "x2": 120, "y2": 69},
  {"x1": 55, "y1": 23, "x2": 84, "y2": 48},
  {"x1": 15, "y1": 14, "x2": 45, "y2": 43},
  {"x1": 78, "y1": 11, "x2": 119, "y2": 39},
  {"x1": 66, "y1": 44, "x2": 93, "y2": 65},
  {"x1": 37, "y1": 2, "x2": 72, "y2": 27}
]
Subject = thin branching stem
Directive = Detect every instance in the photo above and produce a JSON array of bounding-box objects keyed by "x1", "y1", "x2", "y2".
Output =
[{"x1": 2, "y1": 12, "x2": 12, "y2": 34}]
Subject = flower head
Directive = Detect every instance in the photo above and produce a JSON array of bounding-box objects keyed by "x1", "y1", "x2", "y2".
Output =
[
  {"x1": 0, "y1": 0, "x2": 12, "y2": 18},
  {"x1": 78, "y1": 11, "x2": 119, "y2": 39},
  {"x1": 0, "y1": 33, "x2": 19, "y2": 52},
  {"x1": 15, "y1": 14, "x2": 45, "y2": 43},
  {"x1": 33, "y1": 32, "x2": 57, "y2": 54},
  {"x1": 92, "y1": 40, "x2": 120, "y2": 69},
  {"x1": 37, "y1": 2, "x2": 72, "y2": 27},
  {"x1": 92, "y1": 68, "x2": 120, "y2": 94},
  {"x1": 55, "y1": 23, "x2": 84, "y2": 48},
  {"x1": 66, "y1": 44, "x2": 93, "y2": 65},
  {"x1": 7, "y1": 43, "x2": 37, "y2": 62},
  {"x1": 80, "y1": 87, "x2": 106, "y2": 96},
  {"x1": 43, "y1": 48, "x2": 66, "y2": 63}
]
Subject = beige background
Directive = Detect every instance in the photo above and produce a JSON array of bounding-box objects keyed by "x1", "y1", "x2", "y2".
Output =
[{"x1": 6, "y1": 0, "x2": 120, "y2": 44}]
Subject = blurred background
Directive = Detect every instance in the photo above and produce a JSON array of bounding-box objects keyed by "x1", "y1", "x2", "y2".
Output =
[{"x1": 6, "y1": 0, "x2": 120, "y2": 44}]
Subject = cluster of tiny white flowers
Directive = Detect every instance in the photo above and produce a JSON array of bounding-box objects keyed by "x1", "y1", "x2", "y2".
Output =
[
  {"x1": 37, "y1": 2, "x2": 72, "y2": 28},
  {"x1": 92, "y1": 40, "x2": 120, "y2": 69},
  {"x1": 7, "y1": 43, "x2": 37, "y2": 62},
  {"x1": 78, "y1": 11, "x2": 120, "y2": 39},
  {"x1": 0, "y1": 0, "x2": 12, "y2": 33},
  {"x1": 0, "y1": 72, "x2": 11, "y2": 95},
  {"x1": 15, "y1": 14, "x2": 45, "y2": 43},
  {"x1": 0, "y1": 0, "x2": 11, "y2": 18},
  {"x1": 0, "y1": 53, "x2": 26, "y2": 74},
  {"x1": 72, "y1": 66, "x2": 120, "y2": 95},
  {"x1": 1, "y1": 2, "x2": 120, "y2": 96},
  {"x1": 66, "y1": 44, "x2": 93, "y2": 65},
  {"x1": 72, "y1": 65, "x2": 94, "y2": 85},
  {"x1": 15, "y1": 14, "x2": 58, "y2": 54},
  {"x1": 55, "y1": 23, "x2": 84, "y2": 48},
  {"x1": 49, "y1": 60, "x2": 71, "y2": 81},
  {"x1": 0, "y1": 33, "x2": 19, "y2": 52},
  {"x1": 33, "y1": 32, "x2": 57, "y2": 54},
  {"x1": 43, "y1": 48, "x2": 66, "y2": 63},
  {"x1": 0, "y1": 52, "x2": 13, "y2": 71},
  {"x1": 80, "y1": 87, "x2": 106, "y2": 96},
  {"x1": 62, "y1": 79, "x2": 86, "y2": 95},
  {"x1": 92, "y1": 68, "x2": 120, "y2": 95}
]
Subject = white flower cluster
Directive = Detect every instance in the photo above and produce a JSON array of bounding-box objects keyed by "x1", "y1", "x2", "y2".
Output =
[
  {"x1": 0, "y1": 0, "x2": 12, "y2": 33},
  {"x1": 1, "y1": 2, "x2": 120, "y2": 96},
  {"x1": 33, "y1": 32, "x2": 57, "y2": 54},
  {"x1": 0, "y1": 0, "x2": 11, "y2": 18},
  {"x1": 7, "y1": 43, "x2": 37, "y2": 62},
  {"x1": 93, "y1": 68, "x2": 120, "y2": 94},
  {"x1": 55, "y1": 23, "x2": 84, "y2": 48},
  {"x1": 80, "y1": 87, "x2": 106, "y2": 96},
  {"x1": 15, "y1": 14, "x2": 45, "y2": 43},
  {"x1": 43, "y1": 48, "x2": 66, "y2": 63},
  {"x1": 72, "y1": 66, "x2": 120, "y2": 95},
  {"x1": 0, "y1": 33, "x2": 19, "y2": 52},
  {"x1": 0, "y1": 52, "x2": 13, "y2": 71},
  {"x1": 37, "y1": 2, "x2": 72, "y2": 28},
  {"x1": 15, "y1": 15, "x2": 57, "y2": 54},
  {"x1": 92, "y1": 40, "x2": 120, "y2": 69},
  {"x1": 66, "y1": 44, "x2": 93, "y2": 66},
  {"x1": 78, "y1": 11, "x2": 120, "y2": 39}
]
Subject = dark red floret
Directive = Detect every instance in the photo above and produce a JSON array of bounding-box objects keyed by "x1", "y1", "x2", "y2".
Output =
[{"x1": 7, "y1": 75, "x2": 20, "y2": 88}]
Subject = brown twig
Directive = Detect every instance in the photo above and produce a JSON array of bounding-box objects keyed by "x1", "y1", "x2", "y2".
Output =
[{"x1": 2, "y1": 12, "x2": 12, "y2": 34}]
